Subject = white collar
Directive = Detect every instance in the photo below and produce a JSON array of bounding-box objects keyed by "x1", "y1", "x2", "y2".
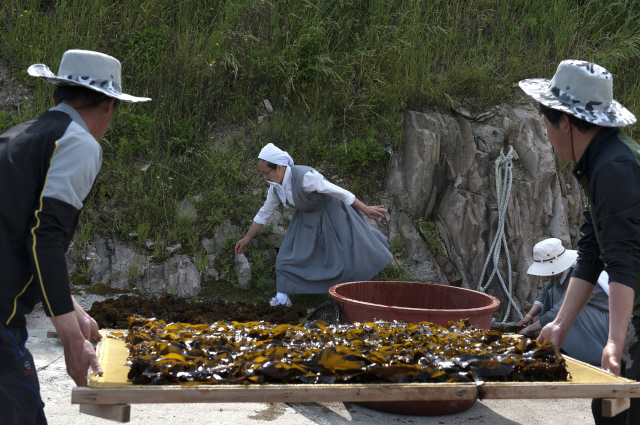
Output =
[
  {"x1": 268, "y1": 166, "x2": 292, "y2": 205},
  {"x1": 281, "y1": 165, "x2": 292, "y2": 190}
]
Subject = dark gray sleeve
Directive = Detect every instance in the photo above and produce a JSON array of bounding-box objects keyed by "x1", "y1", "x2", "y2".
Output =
[
  {"x1": 591, "y1": 160, "x2": 640, "y2": 289},
  {"x1": 538, "y1": 283, "x2": 564, "y2": 326},
  {"x1": 572, "y1": 206, "x2": 604, "y2": 286},
  {"x1": 533, "y1": 280, "x2": 551, "y2": 306}
]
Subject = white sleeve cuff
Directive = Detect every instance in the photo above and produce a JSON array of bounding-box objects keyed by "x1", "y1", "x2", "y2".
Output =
[{"x1": 252, "y1": 189, "x2": 280, "y2": 225}]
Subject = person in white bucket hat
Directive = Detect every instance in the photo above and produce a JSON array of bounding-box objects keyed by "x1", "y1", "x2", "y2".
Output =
[
  {"x1": 0, "y1": 49, "x2": 150, "y2": 424},
  {"x1": 517, "y1": 238, "x2": 610, "y2": 366},
  {"x1": 520, "y1": 61, "x2": 640, "y2": 424}
]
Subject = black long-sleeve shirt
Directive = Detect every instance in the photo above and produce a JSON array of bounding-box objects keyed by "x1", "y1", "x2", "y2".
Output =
[
  {"x1": 572, "y1": 127, "x2": 640, "y2": 316},
  {"x1": 0, "y1": 103, "x2": 101, "y2": 326}
]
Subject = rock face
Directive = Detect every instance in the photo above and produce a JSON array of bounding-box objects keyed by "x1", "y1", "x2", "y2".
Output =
[
  {"x1": 66, "y1": 101, "x2": 584, "y2": 322},
  {"x1": 83, "y1": 235, "x2": 201, "y2": 298},
  {"x1": 388, "y1": 103, "x2": 583, "y2": 321},
  {"x1": 137, "y1": 255, "x2": 201, "y2": 298},
  {"x1": 234, "y1": 254, "x2": 252, "y2": 289},
  {"x1": 73, "y1": 219, "x2": 247, "y2": 298}
]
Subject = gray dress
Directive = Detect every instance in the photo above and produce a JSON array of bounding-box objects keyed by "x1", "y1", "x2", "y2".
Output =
[
  {"x1": 275, "y1": 165, "x2": 393, "y2": 294},
  {"x1": 536, "y1": 269, "x2": 610, "y2": 365}
]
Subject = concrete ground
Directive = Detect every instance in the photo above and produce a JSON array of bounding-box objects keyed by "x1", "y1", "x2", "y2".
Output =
[{"x1": 27, "y1": 297, "x2": 596, "y2": 425}]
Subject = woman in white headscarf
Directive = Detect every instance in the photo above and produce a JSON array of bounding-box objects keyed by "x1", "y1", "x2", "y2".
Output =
[{"x1": 235, "y1": 143, "x2": 393, "y2": 307}]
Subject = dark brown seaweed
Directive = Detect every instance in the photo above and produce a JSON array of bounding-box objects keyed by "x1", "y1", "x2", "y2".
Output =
[
  {"x1": 87, "y1": 294, "x2": 307, "y2": 329},
  {"x1": 121, "y1": 318, "x2": 570, "y2": 386}
]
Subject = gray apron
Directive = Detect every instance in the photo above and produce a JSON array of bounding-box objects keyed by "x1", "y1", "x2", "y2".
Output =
[{"x1": 276, "y1": 165, "x2": 392, "y2": 294}]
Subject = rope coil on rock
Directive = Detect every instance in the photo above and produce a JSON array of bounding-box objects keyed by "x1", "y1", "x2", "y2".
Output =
[{"x1": 477, "y1": 145, "x2": 523, "y2": 325}]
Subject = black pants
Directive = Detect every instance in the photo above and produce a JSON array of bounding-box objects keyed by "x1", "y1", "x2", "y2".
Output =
[
  {"x1": 0, "y1": 325, "x2": 47, "y2": 425},
  {"x1": 592, "y1": 316, "x2": 640, "y2": 425}
]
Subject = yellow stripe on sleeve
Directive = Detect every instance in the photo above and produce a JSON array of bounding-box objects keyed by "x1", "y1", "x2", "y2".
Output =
[
  {"x1": 30, "y1": 140, "x2": 59, "y2": 317},
  {"x1": 5, "y1": 276, "x2": 34, "y2": 325}
]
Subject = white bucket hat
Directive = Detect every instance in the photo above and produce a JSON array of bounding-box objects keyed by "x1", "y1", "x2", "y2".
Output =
[
  {"x1": 27, "y1": 49, "x2": 151, "y2": 103},
  {"x1": 519, "y1": 60, "x2": 636, "y2": 127},
  {"x1": 527, "y1": 238, "x2": 578, "y2": 276}
]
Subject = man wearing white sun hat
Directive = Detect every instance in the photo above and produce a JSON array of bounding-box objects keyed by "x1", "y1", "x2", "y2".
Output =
[
  {"x1": 0, "y1": 49, "x2": 150, "y2": 424},
  {"x1": 517, "y1": 238, "x2": 610, "y2": 366},
  {"x1": 519, "y1": 60, "x2": 639, "y2": 424}
]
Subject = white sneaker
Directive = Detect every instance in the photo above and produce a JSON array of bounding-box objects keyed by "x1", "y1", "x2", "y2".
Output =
[{"x1": 269, "y1": 296, "x2": 292, "y2": 307}]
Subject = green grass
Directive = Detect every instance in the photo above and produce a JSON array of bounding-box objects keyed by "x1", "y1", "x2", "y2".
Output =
[
  {"x1": 1, "y1": 0, "x2": 640, "y2": 298},
  {"x1": 414, "y1": 218, "x2": 447, "y2": 256}
]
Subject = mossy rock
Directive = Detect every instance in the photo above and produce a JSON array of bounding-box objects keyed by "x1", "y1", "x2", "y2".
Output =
[{"x1": 69, "y1": 271, "x2": 92, "y2": 286}]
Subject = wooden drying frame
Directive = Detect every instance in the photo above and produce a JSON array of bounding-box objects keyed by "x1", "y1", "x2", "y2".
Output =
[{"x1": 71, "y1": 331, "x2": 640, "y2": 422}]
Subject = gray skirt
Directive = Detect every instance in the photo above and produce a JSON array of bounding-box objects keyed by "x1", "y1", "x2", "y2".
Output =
[{"x1": 276, "y1": 196, "x2": 392, "y2": 294}]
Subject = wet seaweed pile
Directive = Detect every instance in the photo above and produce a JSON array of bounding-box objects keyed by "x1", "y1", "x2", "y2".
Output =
[
  {"x1": 122, "y1": 318, "x2": 570, "y2": 386},
  {"x1": 87, "y1": 295, "x2": 307, "y2": 329}
]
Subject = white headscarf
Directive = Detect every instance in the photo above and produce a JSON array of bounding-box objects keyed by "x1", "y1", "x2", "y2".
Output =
[
  {"x1": 258, "y1": 143, "x2": 294, "y2": 167},
  {"x1": 258, "y1": 143, "x2": 294, "y2": 205}
]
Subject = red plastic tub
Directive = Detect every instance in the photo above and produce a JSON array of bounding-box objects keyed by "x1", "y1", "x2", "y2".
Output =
[{"x1": 328, "y1": 281, "x2": 500, "y2": 416}]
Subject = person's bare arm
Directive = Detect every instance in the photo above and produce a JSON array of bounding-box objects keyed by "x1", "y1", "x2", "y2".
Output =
[
  {"x1": 352, "y1": 199, "x2": 386, "y2": 220},
  {"x1": 235, "y1": 222, "x2": 264, "y2": 254},
  {"x1": 601, "y1": 282, "x2": 634, "y2": 374},
  {"x1": 538, "y1": 277, "x2": 594, "y2": 348},
  {"x1": 49, "y1": 311, "x2": 103, "y2": 386}
]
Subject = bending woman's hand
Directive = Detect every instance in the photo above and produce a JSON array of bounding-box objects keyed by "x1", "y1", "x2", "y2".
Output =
[
  {"x1": 363, "y1": 205, "x2": 387, "y2": 220},
  {"x1": 235, "y1": 222, "x2": 263, "y2": 254},
  {"x1": 352, "y1": 199, "x2": 387, "y2": 220},
  {"x1": 235, "y1": 238, "x2": 250, "y2": 254}
]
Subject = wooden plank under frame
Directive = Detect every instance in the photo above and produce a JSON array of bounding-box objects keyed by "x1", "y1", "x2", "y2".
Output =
[
  {"x1": 72, "y1": 380, "x2": 640, "y2": 405},
  {"x1": 72, "y1": 331, "x2": 640, "y2": 422},
  {"x1": 79, "y1": 404, "x2": 130, "y2": 423}
]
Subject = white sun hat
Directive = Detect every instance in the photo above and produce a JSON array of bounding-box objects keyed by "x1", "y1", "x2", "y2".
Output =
[
  {"x1": 519, "y1": 60, "x2": 636, "y2": 127},
  {"x1": 527, "y1": 238, "x2": 578, "y2": 276},
  {"x1": 27, "y1": 49, "x2": 151, "y2": 103}
]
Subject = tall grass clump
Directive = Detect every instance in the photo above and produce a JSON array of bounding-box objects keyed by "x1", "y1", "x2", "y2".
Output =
[{"x1": 0, "y1": 0, "x2": 639, "y2": 251}]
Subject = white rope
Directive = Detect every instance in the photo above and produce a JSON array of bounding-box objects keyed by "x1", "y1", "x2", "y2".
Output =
[{"x1": 477, "y1": 146, "x2": 523, "y2": 325}]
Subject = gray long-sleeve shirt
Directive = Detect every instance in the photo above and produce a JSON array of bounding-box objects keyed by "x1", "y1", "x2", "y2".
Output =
[{"x1": 534, "y1": 268, "x2": 609, "y2": 327}]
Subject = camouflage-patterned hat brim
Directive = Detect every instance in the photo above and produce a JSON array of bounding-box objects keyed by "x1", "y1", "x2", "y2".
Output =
[
  {"x1": 519, "y1": 60, "x2": 636, "y2": 127},
  {"x1": 27, "y1": 50, "x2": 150, "y2": 103}
]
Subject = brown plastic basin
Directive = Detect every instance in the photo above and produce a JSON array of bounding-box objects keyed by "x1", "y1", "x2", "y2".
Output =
[{"x1": 328, "y1": 281, "x2": 500, "y2": 416}]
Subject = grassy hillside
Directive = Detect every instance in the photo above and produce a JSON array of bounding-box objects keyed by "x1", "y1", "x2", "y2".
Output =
[{"x1": 1, "y1": 0, "x2": 639, "y2": 295}]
